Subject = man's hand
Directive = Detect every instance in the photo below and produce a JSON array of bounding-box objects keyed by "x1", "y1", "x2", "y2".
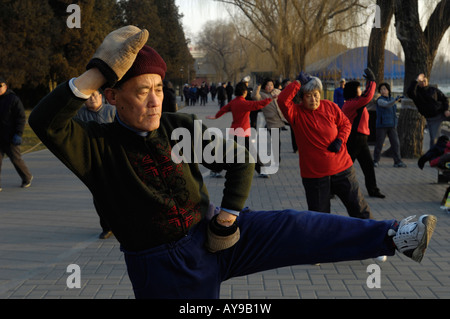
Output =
[
  {"x1": 86, "y1": 25, "x2": 149, "y2": 88},
  {"x1": 216, "y1": 210, "x2": 237, "y2": 226},
  {"x1": 417, "y1": 74, "x2": 425, "y2": 82},
  {"x1": 205, "y1": 211, "x2": 240, "y2": 253}
]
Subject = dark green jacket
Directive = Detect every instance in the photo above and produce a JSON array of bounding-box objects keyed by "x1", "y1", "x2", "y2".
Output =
[{"x1": 29, "y1": 82, "x2": 254, "y2": 251}]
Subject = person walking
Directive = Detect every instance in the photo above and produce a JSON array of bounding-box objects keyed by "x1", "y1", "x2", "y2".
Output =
[
  {"x1": 373, "y1": 83, "x2": 407, "y2": 168},
  {"x1": 342, "y1": 69, "x2": 385, "y2": 199},
  {"x1": 0, "y1": 76, "x2": 33, "y2": 191},
  {"x1": 29, "y1": 26, "x2": 437, "y2": 299},
  {"x1": 210, "y1": 83, "x2": 217, "y2": 102},
  {"x1": 189, "y1": 84, "x2": 197, "y2": 106},
  {"x1": 226, "y1": 82, "x2": 234, "y2": 104},
  {"x1": 217, "y1": 82, "x2": 227, "y2": 108},
  {"x1": 183, "y1": 84, "x2": 190, "y2": 106},
  {"x1": 199, "y1": 82, "x2": 209, "y2": 106}
]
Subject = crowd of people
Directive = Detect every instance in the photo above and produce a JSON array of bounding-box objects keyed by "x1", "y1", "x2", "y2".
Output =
[{"x1": 1, "y1": 25, "x2": 446, "y2": 300}]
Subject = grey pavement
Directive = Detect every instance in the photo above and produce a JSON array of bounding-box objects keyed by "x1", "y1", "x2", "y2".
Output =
[{"x1": 1, "y1": 97, "x2": 449, "y2": 299}]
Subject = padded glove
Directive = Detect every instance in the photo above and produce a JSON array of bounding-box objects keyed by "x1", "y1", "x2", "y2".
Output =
[
  {"x1": 12, "y1": 134, "x2": 22, "y2": 146},
  {"x1": 205, "y1": 215, "x2": 240, "y2": 253},
  {"x1": 296, "y1": 72, "x2": 312, "y2": 86},
  {"x1": 327, "y1": 138, "x2": 343, "y2": 153},
  {"x1": 363, "y1": 68, "x2": 376, "y2": 82},
  {"x1": 86, "y1": 25, "x2": 149, "y2": 88}
]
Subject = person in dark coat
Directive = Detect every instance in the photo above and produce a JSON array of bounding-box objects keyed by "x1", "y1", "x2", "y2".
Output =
[
  {"x1": 226, "y1": 82, "x2": 234, "y2": 103},
  {"x1": 183, "y1": 84, "x2": 190, "y2": 106},
  {"x1": 408, "y1": 73, "x2": 450, "y2": 147},
  {"x1": 210, "y1": 83, "x2": 217, "y2": 102},
  {"x1": 217, "y1": 82, "x2": 227, "y2": 108},
  {"x1": 0, "y1": 76, "x2": 33, "y2": 191},
  {"x1": 162, "y1": 80, "x2": 178, "y2": 112}
]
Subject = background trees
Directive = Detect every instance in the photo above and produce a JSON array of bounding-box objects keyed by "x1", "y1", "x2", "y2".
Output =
[
  {"x1": 214, "y1": 0, "x2": 372, "y2": 79},
  {"x1": 197, "y1": 20, "x2": 256, "y2": 82},
  {"x1": 0, "y1": 0, "x2": 194, "y2": 108}
]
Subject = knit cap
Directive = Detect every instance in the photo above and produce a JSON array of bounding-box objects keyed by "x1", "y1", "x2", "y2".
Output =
[{"x1": 115, "y1": 45, "x2": 167, "y2": 87}]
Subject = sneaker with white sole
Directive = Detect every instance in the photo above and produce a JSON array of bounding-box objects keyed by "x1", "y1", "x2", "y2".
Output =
[
  {"x1": 392, "y1": 215, "x2": 437, "y2": 263},
  {"x1": 21, "y1": 176, "x2": 33, "y2": 188}
]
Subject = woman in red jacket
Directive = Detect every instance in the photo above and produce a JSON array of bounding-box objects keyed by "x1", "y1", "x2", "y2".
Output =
[
  {"x1": 278, "y1": 73, "x2": 372, "y2": 219},
  {"x1": 207, "y1": 81, "x2": 272, "y2": 177}
]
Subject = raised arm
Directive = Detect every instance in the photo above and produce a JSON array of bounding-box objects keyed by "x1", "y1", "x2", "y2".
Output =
[{"x1": 277, "y1": 81, "x2": 301, "y2": 124}]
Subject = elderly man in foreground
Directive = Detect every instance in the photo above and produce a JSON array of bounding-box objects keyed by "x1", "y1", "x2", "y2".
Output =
[{"x1": 29, "y1": 26, "x2": 437, "y2": 299}]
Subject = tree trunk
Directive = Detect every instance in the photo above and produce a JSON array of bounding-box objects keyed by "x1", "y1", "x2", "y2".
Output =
[
  {"x1": 393, "y1": 0, "x2": 450, "y2": 158},
  {"x1": 367, "y1": 0, "x2": 394, "y2": 84},
  {"x1": 397, "y1": 100, "x2": 426, "y2": 158}
]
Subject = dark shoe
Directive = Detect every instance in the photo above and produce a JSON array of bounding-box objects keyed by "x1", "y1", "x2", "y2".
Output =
[
  {"x1": 394, "y1": 162, "x2": 407, "y2": 168},
  {"x1": 418, "y1": 156, "x2": 427, "y2": 170},
  {"x1": 369, "y1": 191, "x2": 386, "y2": 198},
  {"x1": 21, "y1": 176, "x2": 33, "y2": 188},
  {"x1": 99, "y1": 230, "x2": 113, "y2": 239}
]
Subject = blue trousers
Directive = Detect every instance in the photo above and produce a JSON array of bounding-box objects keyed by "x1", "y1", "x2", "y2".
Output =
[{"x1": 122, "y1": 209, "x2": 396, "y2": 299}]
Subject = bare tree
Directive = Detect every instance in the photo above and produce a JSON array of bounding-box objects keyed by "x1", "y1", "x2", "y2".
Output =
[
  {"x1": 394, "y1": 0, "x2": 450, "y2": 158},
  {"x1": 197, "y1": 20, "x2": 251, "y2": 82},
  {"x1": 367, "y1": 0, "x2": 395, "y2": 84},
  {"x1": 214, "y1": 0, "x2": 371, "y2": 78}
]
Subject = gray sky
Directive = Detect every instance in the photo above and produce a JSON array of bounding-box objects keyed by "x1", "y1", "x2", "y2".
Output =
[{"x1": 175, "y1": 0, "x2": 230, "y2": 37}]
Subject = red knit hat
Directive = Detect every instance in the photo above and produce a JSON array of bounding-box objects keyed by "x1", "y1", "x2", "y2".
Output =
[{"x1": 115, "y1": 45, "x2": 167, "y2": 87}]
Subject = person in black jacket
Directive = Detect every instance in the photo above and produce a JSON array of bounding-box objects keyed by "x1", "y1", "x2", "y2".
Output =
[
  {"x1": 407, "y1": 73, "x2": 450, "y2": 147},
  {"x1": 162, "y1": 80, "x2": 177, "y2": 113},
  {"x1": 217, "y1": 82, "x2": 227, "y2": 108},
  {"x1": 0, "y1": 76, "x2": 33, "y2": 191},
  {"x1": 226, "y1": 82, "x2": 234, "y2": 103}
]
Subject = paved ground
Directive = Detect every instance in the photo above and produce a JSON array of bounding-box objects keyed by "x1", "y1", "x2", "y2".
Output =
[{"x1": 1, "y1": 97, "x2": 449, "y2": 299}]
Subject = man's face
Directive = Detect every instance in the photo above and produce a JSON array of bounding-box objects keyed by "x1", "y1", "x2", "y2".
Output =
[
  {"x1": 419, "y1": 77, "x2": 429, "y2": 88},
  {"x1": 302, "y1": 90, "x2": 321, "y2": 110},
  {"x1": 109, "y1": 74, "x2": 163, "y2": 132},
  {"x1": 85, "y1": 91, "x2": 103, "y2": 111},
  {"x1": 0, "y1": 82, "x2": 7, "y2": 96}
]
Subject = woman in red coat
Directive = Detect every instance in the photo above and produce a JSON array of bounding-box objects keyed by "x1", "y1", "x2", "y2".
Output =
[{"x1": 278, "y1": 73, "x2": 372, "y2": 219}]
